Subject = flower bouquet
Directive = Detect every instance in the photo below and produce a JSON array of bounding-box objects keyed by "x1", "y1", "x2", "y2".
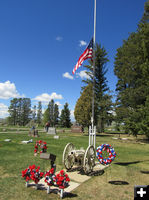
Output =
[
  {"x1": 44, "y1": 168, "x2": 56, "y2": 193},
  {"x1": 22, "y1": 165, "x2": 44, "y2": 189},
  {"x1": 22, "y1": 167, "x2": 31, "y2": 187},
  {"x1": 55, "y1": 170, "x2": 70, "y2": 198}
]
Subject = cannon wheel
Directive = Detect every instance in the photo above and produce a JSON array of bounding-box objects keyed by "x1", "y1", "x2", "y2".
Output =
[
  {"x1": 83, "y1": 145, "x2": 95, "y2": 174},
  {"x1": 63, "y1": 143, "x2": 75, "y2": 170}
]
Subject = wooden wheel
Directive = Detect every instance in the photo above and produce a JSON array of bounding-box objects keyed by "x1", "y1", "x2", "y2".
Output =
[
  {"x1": 63, "y1": 143, "x2": 75, "y2": 170},
  {"x1": 83, "y1": 145, "x2": 95, "y2": 174}
]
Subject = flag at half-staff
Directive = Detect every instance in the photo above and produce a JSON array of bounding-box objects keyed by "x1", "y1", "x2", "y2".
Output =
[{"x1": 72, "y1": 38, "x2": 93, "y2": 75}]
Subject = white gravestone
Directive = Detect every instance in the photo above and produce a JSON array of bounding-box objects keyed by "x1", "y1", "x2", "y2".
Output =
[{"x1": 47, "y1": 127, "x2": 56, "y2": 135}]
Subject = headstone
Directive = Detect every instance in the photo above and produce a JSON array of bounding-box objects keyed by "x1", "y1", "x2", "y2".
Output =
[
  {"x1": 47, "y1": 127, "x2": 56, "y2": 135},
  {"x1": 71, "y1": 125, "x2": 83, "y2": 133}
]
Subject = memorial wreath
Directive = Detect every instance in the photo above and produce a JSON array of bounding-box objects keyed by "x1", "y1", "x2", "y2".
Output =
[
  {"x1": 96, "y1": 144, "x2": 116, "y2": 165},
  {"x1": 34, "y1": 140, "x2": 47, "y2": 154}
]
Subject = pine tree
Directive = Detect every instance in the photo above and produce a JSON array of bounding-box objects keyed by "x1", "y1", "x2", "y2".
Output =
[
  {"x1": 78, "y1": 43, "x2": 112, "y2": 131},
  {"x1": 60, "y1": 103, "x2": 71, "y2": 128},
  {"x1": 8, "y1": 98, "x2": 18, "y2": 125},
  {"x1": 43, "y1": 99, "x2": 59, "y2": 126},
  {"x1": 114, "y1": 1, "x2": 149, "y2": 137},
  {"x1": 8, "y1": 98, "x2": 31, "y2": 126},
  {"x1": 54, "y1": 104, "x2": 59, "y2": 126},
  {"x1": 37, "y1": 101, "x2": 42, "y2": 125},
  {"x1": 32, "y1": 105, "x2": 36, "y2": 122}
]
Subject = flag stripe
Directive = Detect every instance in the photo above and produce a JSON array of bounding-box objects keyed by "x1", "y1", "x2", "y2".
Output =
[{"x1": 72, "y1": 38, "x2": 93, "y2": 74}]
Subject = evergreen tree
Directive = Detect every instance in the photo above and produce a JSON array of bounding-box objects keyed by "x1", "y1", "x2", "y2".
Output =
[
  {"x1": 114, "y1": 1, "x2": 149, "y2": 137},
  {"x1": 37, "y1": 101, "x2": 42, "y2": 125},
  {"x1": 49, "y1": 99, "x2": 55, "y2": 126},
  {"x1": 74, "y1": 83, "x2": 95, "y2": 127},
  {"x1": 60, "y1": 103, "x2": 71, "y2": 128},
  {"x1": 21, "y1": 98, "x2": 32, "y2": 126},
  {"x1": 54, "y1": 104, "x2": 59, "y2": 126},
  {"x1": 78, "y1": 43, "x2": 112, "y2": 131},
  {"x1": 32, "y1": 105, "x2": 36, "y2": 122},
  {"x1": 43, "y1": 99, "x2": 59, "y2": 126},
  {"x1": 8, "y1": 98, "x2": 18, "y2": 125},
  {"x1": 8, "y1": 98, "x2": 31, "y2": 126}
]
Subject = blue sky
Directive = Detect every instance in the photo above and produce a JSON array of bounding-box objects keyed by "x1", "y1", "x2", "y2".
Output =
[{"x1": 0, "y1": 0, "x2": 147, "y2": 120}]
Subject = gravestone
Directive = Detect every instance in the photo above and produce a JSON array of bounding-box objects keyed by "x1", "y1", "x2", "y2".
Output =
[
  {"x1": 71, "y1": 125, "x2": 83, "y2": 133},
  {"x1": 47, "y1": 127, "x2": 56, "y2": 135}
]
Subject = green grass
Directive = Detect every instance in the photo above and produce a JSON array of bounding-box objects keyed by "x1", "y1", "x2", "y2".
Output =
[{"x1": 0, "y1": 129, "x2": 149, "y2": 199}]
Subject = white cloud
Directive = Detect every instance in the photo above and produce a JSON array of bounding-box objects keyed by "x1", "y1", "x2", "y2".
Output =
[
  {"x1": 33, "y1": 92, "x2": 63, "y2": 102},
  {"x1": 63, "y1": 72, "x2": 74, "y2": 80},
  {"x1": 79, "y1": 40, "x2": 87, "y2": 47},
  {"x1": 76, "y1": 70, "x2": 90, "y2": 79},
  {"x1": 0, "y1": 81, "x2": 23, "y2": 99},
  {"x1": 56, "y1": 36, "x2": 63, "y2": 41},
  {"x1": 0, "y1": 103, "x2": 9, "y2": 118}
]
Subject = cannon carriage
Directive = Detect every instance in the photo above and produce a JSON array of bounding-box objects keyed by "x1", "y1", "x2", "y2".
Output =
[{"x1": 63, "y1": 126, "x2": 96, "y2": 174}]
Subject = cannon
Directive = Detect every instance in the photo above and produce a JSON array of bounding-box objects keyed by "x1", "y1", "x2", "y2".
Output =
[
  {"x1": 63, "y1": 126, "x2": 96, "y2": 174},
  {"x1": 63, "y1": 143, "x2": 95, "y2": 174}
]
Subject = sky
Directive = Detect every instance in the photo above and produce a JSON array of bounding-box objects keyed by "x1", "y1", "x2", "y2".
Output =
[{"x1": 0, "y1": 0, "x2": 147, "y2": 120}]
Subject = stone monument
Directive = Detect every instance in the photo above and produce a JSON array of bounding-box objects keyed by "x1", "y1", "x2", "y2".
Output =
[
  {"x1": 71, "y1": 125, "x2": 83, "y2": 133},
  {"x1": 47, "y1": 127, "x2": 56, "y2": 135}
]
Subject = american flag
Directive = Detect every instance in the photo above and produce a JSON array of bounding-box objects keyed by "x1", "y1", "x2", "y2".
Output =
[{"x1": 72, "y1": 38, "x2": 93, "y2": 74}]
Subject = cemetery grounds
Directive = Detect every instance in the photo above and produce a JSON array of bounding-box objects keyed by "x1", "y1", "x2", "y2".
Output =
[{"x1": 0, "y1": 126, "x2": 149, "y2": 200}]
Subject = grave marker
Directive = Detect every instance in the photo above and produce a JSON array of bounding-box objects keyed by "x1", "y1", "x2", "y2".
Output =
[
  {"x1": 71, "y1": 125, "x2": 83, "y2": 133},
  {"x1": 47, "y1": 127, "x2": 56, "y2": 135}
]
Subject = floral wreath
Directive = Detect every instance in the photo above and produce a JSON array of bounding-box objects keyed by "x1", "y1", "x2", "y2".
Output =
[
  {"x1": 34, "y1": 140, "x2": 47, "y2": 154},
  {"x1": 96, "y1": 144, "x2": 116, "y2": 165}
]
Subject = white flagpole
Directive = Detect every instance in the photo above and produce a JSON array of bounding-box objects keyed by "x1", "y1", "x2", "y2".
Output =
[{"x1": 92, "y1": 0, "x2": 96, "y2": 129}]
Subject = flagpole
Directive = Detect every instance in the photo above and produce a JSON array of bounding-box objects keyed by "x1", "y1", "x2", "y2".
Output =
[{"x1": 92, "y1": 0, "x2": 96, "y2": 129}]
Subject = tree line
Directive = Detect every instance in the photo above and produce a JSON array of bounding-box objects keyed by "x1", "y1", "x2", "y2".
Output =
[{"x1": 7, "y1": 98, "x2": 71, "y2": 128}]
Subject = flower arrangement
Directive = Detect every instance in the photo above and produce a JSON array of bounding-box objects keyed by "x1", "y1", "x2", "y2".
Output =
[
  {"x1": 22, "y1": 167, "x2": 32, "y2": 182},
  {"x1": 22, "y1": 165, "x2": 44, "y2": 184},
  {"x1": 22, "y1": 166, "x2": 70, "y2": 197},
  {"x1": 55, "y1": 170, "x2": 70, "y2": 189},
  {"x1": 44, "y1": 169, "x2": 70, "y2": 189},
  {"x1": 34, "y1": 140, "x2": 47, "y2": 155},
  {"x1": 44, "y1": 168, "x2": 56, "y2": 186}
]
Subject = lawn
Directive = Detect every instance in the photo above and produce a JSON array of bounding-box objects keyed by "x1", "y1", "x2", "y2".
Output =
[{"x1": 0, "y1": 127, "x2": 149, "y2": 200}]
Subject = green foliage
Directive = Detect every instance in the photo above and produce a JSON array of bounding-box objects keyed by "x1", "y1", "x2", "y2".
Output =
[
  {"x1": 74, "y1": 83, "x2": 94, "y2": 127},
  {"x1": 8, "y1": 98, "x2": 32, "y2": 126},
  {"x1": 32, "y1": 105, "x2": 36, "y2": 121},
  {"x1": 59, "y1": 103, "x2": 71, "y2": 128},
  {"x1": 114, "y1": 1, "x2": 149, "y2": 138},
  {"x1": 97, "y1": 93, "x2": 113, "y2": 132},
  {"x1": 43, "y1": 99, "x2": 59, "y2": 127},
  {"x1": 76, "y1": 43, "x2": 113, "y2": 131},
  {"x1": 37, "y1": 101, "x2": 42, "y2": 125}
]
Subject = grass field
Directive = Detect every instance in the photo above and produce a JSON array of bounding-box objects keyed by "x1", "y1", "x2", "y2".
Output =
[{"x1": 0, "y1": 127, "x2": 149, "y2": 200}]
